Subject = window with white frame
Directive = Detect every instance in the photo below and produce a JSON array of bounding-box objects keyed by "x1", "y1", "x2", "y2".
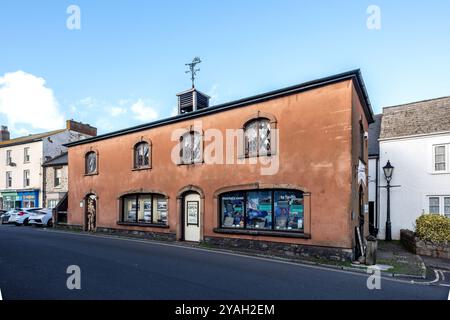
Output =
[
  {"x1": 6, "y1": 150, "x2": 12, "y2": 165},
  {"x1": 444, "y1": 197, "x2": 450, "y2": 218},
  {"x1": 429, "y1": 197, "x2": 440, "y2": 214},
  {"x1": 23, "y1": 170, "x2": 30, "y2": 187},
  {"x1": 428, "y1": 196, "x2": 450, "y2": 217},
  {"x1": 54, "y1": 167, "x2": 62, "y2": 187},
  {"x1": 6, "y1": 171, "x2": 12, "y2": 188},
  {"x1": 433, "y1": 145, "x2": 447, "y2": 172},
  {"x1": 24, "y1": 147, "x2": 30, "y2": 163}
]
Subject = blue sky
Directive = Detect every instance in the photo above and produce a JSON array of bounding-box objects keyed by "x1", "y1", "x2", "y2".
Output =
[{"x1": 0, "y1": 0, "x2": 449, "y2": 136}]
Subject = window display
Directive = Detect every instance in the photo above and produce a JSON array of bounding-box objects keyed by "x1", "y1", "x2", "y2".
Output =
[
  {"x1": 121, "y1": 194, "x2": 168, "y2": 225},
  {"x1": 274, "y1": 191, "x2": 304, "y2": 231},
  {"x1": 246, "y1": 191, "x2": 272, "y2": 229},
  {"x1": 221, "y1": 192, "x2": 245, "y2": 228},
  {"x1": 220, "y1": 189, "x2": 304, "y2": 233}
]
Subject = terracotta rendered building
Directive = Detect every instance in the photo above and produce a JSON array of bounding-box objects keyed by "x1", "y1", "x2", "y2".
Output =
[{"x1": 64, "y1": 70, "x2": 374, "y2": 261}]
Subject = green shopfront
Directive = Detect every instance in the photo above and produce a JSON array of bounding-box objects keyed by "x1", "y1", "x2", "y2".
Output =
[
  {"x1": 1, "y1": 192, "x2": 20, "y2": 210},
  {"x1": 1, "y1": 190, "x2": 40, "y2": 210}
]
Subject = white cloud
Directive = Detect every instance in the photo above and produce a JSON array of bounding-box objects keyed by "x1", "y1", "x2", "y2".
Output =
[
  {"x1": 0, "y1": 71, "x2": 65, "y2": 132},
  {"x1": 110, "y1": 106, "x2": 127, "y2": 117},
  {"x1": 130, "y1": 99, "x2": 159, "y2": 122}
]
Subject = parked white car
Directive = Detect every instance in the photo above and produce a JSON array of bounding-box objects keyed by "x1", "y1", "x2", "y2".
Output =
[
  {"x1": 1, "y1": 209, "x2": 19, "y2": 224},
  {"x1": 8, "y1": 208, "x2": 43, "y2": 226},
  {"x1": 29, "y1": 209, "x2": 54, "y2": 227}
]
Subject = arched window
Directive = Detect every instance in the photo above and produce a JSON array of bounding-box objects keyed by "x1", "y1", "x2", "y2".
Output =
[
  {"x1": 220, "y1": 189, "x2": 304, "y2": 232},
  {"x1": 180, "y1": 131, "x2": 202, "y2": 164},
  {"x1": 85, "y1": 151, "x2": 97, "y2": 174},
  {"x1": 120, "y1": 193, "x2": 168, "y2": 225},
  {"x1": 244, "y1": 118, "x2": 271, "y2": 157},
  {"x1": 134, "y1": 142, "x2": 150, "y2": 169}
]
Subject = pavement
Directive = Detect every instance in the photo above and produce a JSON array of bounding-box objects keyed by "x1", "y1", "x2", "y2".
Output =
[
  {"x1": 376, "y1": 241, "x2": 426, "y2": 278},
  {"x1": 0, "y1": 224, "x2": 449, "y2": 300}
]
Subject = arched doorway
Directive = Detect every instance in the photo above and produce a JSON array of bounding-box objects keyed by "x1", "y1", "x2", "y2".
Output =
[{"x1": 85, "y1": 194, "x2": 97, "y2": 232}]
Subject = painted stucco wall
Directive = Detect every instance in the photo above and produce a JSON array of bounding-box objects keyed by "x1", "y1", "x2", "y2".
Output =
[
  {"x1": 368, "y1": 158, "x2": 378, "y2": 203},
  {"x1": 378, "y1": 132, "x2": 450, "y2": 240},
  {"x1": 0, "y1": 140, "x2": 43, "y2": 192},
  {"x1": 67, "y1": 80, "x2": 369, "y2": 250}
]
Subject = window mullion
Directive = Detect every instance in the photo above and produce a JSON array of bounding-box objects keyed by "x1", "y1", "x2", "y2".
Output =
[
  {"x1": 135, "y1": 195, "x2": 139, "y2": 223},
  {"x1": 272, "y1": 190, "x2": 275, "y2": 231},
  {"x1": 244, "y1": 192, "x2": 247, "y2": 229},
  {"x1": 151, "y1": 194, "x2": 154, "y2": 223}
]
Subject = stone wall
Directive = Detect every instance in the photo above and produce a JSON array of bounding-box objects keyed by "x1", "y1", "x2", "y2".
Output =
[
  {"x1": 204, "y1": 236, "x2": 354, "y2": 262},
  {"x1": 401, "y1": 229, "x2": 450, "y2": 259}
]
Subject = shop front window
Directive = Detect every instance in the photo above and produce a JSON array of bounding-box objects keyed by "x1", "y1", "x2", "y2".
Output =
[
  {"x1": 221, "y1": 192, "x2": 245, "y2": 228},
  {"x1": 220, "y1": 189, "x2": 304, "y2": 233},
  {"x1": 246, "y1": 191, "x2": 272, "y2": 229},
  {"x1": 48, "y1": 199, "x2": 59, "y2": 209},
  {"x1": 274, "y1": 191, "x2": 304, "y2": 231},
  {"x1": 121, "y1": 194, "x2": 168, "y2": 225}
]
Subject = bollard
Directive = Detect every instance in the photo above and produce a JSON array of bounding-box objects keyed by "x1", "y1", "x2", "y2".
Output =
[{"x1": 365, "y1": 235, "x2": 378, "y2": 266}]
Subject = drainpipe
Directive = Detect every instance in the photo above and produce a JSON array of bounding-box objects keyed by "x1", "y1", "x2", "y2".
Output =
[{"x1": 375, "y1": 157, "x2": 380, "y2": 236}]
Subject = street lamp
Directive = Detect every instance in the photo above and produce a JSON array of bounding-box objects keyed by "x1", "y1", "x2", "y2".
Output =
[{"x1": 383, "y1": 161, "x2": 394, "y2": 241}]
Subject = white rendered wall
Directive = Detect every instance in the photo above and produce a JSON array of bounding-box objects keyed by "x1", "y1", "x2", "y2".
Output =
[{"x1": 378, "y1": 133, "x2": 450, "y2": 240}]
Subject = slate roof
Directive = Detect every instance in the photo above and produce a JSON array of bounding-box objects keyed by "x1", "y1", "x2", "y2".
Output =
[
  {"x1": 0, "y1": 129, "x2": 66, "y2": 148},
  {"x1": 369, "y1": 114, "x2": 382, "y2": 157},
  {"x1": 66, "y1": 69, "x2": 374, "y2": 147},
  {"x1": 43, "y1": 152, "x2": 68, "y2": 167},
  {"x1": 380, "y1": 96, "x2": 450, "y2": 139}
]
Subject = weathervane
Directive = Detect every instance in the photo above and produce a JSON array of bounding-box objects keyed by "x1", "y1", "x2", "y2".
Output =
[{"x1": 185, "y1": 57, "x2": 202, "y2": 88}]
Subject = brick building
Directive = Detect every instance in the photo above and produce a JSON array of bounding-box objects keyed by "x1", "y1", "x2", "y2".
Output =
[{"x1": 65, "y1": 70, "x2": 374, "y2": 261}]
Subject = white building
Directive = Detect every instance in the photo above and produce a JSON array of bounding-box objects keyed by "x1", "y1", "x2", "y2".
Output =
[
  {"x1": 377, "y1": 97, "x2": 450, "y2": 240},
  {"x1": 0, "y1": 120, "x2": 96, "y2": 210}
]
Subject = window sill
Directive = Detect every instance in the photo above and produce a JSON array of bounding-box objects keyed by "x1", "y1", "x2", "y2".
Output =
[
  {"x1": 237, "y1": 154, "x2": 277, "y2": 160},
  {"x1": 213, "y1": 228, "x2": 311, "y2": 239},
  {"x1": 132, "y1": 166, "x2": 151, "y2": 172},
  {"x1": 177, "y1": 161, "x2": 204, "y2": 166},
  {"x1": 430, "y1": 171, "x2": 450, "y2": 175},
  {"x1": 84, "y1": 172, "x2": 98, "y2": 177},
  {"x1": 117, "y1": 222, "x2": 169, "y2": 229}
]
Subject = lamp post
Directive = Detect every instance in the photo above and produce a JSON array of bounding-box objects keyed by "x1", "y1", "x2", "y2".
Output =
[{"x1": 383, "y1": 161, "x2": 394, "y2": 241}]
